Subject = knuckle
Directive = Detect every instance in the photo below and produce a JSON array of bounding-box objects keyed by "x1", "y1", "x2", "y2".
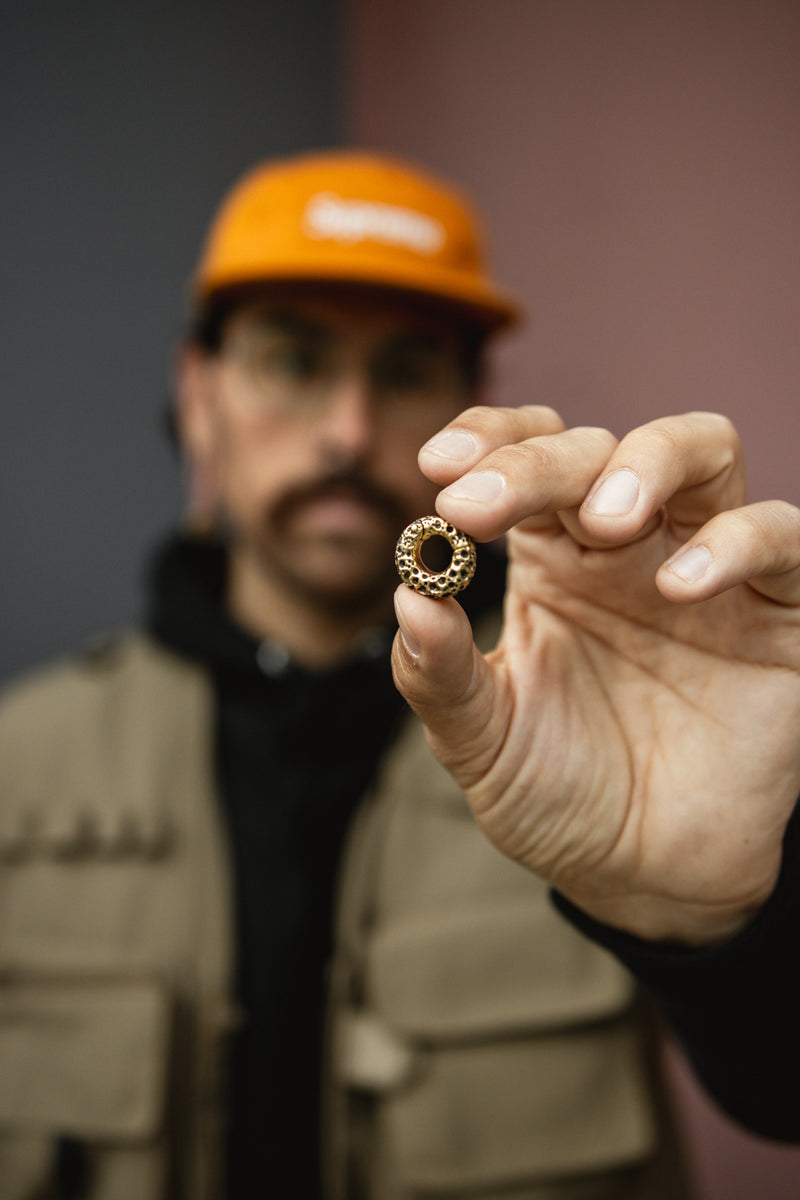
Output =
[
  {"x1": 450, "y1": 404, "x2": 517, "y2": 442},
  {"x1": 679, "y1": 410, "x2": 741, "y2": 453},
  {"x1": 569, "y1": 425, "x2": 617, "y2": 454},
  {"x1": 517, "y1": 404, "x2": 567, "y2": 433},
  {"x1": 725, "y1": 501, "x2": 799, "y2": 564},
  {"x1": 690, "y1": 410, "x2": 740, "y2": 440},
  {"x1": 693, "y1": 411, "x2": 742, "y2": 466},
  {"x1": 768, "y1": 499, "x2": 800, "y2": 529},
  {"x1": 733, "y1": 506, "x2": 769, "y2": 541},
  {"x1": 752, "y1": 501, "x2": 800, "y2": 555},
  {"x1": 627, "y1": 412, "x2": 743, "y2": 478},
  {"x1": 637, "y1": 420, "x2": 684, "y2": 457},
  {"x1": 456, "y1": 404, "x2": 496, "y2": 425},
  {"x1": 508, "y1": 438, "x2": 561, "y2": 475},
  {"x1": 455, "y1": 404, "x2": 566, "y2": 440}
]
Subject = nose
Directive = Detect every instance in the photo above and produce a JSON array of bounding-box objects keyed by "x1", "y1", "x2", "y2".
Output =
[{"x1": 316, "y1": 371, "x2": 377, "y2": 464}]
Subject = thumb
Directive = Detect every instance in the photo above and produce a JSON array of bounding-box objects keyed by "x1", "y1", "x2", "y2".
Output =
[{"x1": 391, "y1": 585, "x2": 500, "y2": 787}]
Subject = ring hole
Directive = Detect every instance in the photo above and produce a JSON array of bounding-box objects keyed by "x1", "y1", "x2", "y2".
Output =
[{"x1": 417, "y1": 533, "x2": 452, "y2": 572}]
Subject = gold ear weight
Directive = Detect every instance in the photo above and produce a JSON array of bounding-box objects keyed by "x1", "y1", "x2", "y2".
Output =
[{"x1": 395, "y1": 516, "x2": 477, "y2": 598}]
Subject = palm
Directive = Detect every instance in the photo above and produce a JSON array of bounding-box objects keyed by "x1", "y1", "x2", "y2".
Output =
[{"x1": 459, "y1": 521, "x2": 800, "y2": 937}]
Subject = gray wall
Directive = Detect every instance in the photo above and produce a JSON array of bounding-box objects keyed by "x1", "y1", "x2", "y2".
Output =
[{"x1": 1, "y1": 1, "x2": 343, "y2": 683}]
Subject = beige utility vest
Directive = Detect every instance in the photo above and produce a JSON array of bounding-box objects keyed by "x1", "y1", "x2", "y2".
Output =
[{"x1": 0, "y1": 634, "x2": 692, "y2": 1200}]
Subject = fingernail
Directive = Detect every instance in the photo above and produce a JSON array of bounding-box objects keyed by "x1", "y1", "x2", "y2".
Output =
[
  {"x1": 421, "y1": 429, "x2": 477, "y2": 461},
  {"x1": 442, "y1": 470, "x2": 505, "y2": 503},
  {"x1": 393, "y1": 591, "x2": 421, "y2": 658},
  {"x1": 585, "y1": 468, "x2": 640, "y2": 516},
  {"x1": 667, "y1": 545, "x2": 711, "y2": 583}
]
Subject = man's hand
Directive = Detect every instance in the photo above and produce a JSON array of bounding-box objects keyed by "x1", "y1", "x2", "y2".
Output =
[{"x1": 392, "y1": 407, "x2": 800, "y2": 946}]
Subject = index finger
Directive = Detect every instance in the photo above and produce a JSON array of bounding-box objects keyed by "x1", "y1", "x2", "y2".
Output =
[{"x1": 418, "y1": 404, "x2": 566, "y2": 486}]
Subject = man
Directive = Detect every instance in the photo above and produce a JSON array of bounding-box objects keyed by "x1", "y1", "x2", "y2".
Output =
[{"x1": 0, "y1": 151, "x2": 797, "y2": 1200}]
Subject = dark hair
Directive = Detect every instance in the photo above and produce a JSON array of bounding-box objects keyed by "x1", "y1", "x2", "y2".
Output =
[{"x1": 186, "y1": 285, "x2": 268, "y2": 353}]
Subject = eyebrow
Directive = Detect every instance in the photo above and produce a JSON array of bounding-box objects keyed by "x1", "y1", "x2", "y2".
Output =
[
  {"x1": 243, "y1": 310, "x2": 454, "y2": 358},
  {"x1": 377, "y1": 331, "x2": 449, "y2": 352},
  {"x1": 250, "y1": 310, "x2": 335, "y2": 344}
]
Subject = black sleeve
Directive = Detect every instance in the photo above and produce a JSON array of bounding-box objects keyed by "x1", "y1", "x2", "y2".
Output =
[{"x1": 552, "y1": 800, "x2": 800, "y2": 1142}]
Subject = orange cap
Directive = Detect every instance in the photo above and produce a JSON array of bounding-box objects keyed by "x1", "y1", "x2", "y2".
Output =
[{"x1": 192, "y1": 150, "x2": 521, "y2": 331}]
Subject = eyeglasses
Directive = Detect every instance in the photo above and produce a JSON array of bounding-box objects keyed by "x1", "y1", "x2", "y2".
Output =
[{"x1": 219, "y1": 310, "x2": 467, "y2": 422}]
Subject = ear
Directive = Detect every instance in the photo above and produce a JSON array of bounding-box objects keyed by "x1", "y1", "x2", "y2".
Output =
[
  {"x1": 173, "y1": 344, "x2": 220, "y2": 529},
  {"x1": 175, "y1": 343, "x2": 215, "y2": 453}
]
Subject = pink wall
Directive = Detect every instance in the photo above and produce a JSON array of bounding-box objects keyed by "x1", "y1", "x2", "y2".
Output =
[
  {"x1": 347, "y1": 0, "x2": 800, "y2": 505},
  {"x1": 347, "y1": 2, "x2": 800, "y2": 1197}
]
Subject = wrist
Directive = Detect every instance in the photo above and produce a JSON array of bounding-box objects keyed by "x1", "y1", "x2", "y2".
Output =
[{"x1": 560, "y1": 888, "x2": 771, "y2": 948}]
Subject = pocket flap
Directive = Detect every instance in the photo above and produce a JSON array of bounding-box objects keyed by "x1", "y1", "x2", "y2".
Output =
[
  {"x1": 366, "y1": 902, "x2": 635, "y2": 1040},
  {"x1": 381, "y1": 1022, "x2": 658, "y2": 1190},
  {"x1": 0, "y1": 976, "x2": 169, "y2": 1140}
]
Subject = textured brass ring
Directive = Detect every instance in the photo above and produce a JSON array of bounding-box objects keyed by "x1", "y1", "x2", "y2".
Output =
[{"x1": 395, "y1": 516, "x2": 476, "y2": 598}]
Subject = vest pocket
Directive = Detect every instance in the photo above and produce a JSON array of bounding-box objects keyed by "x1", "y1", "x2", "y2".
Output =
[
  {"x1": 0, "y1": 974, "x2": 170, "y2": 1197},
  {"x1": 340, "y1": 904, "x2": 658, "y2": 1194}
]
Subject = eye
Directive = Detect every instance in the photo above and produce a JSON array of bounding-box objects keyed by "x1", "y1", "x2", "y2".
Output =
[
  {"x1": 270, "y1": 339, "x2": 325, "y2": 381},
  {"x1": 373, "y1": 343, "x2": 448, "y2": 395}
]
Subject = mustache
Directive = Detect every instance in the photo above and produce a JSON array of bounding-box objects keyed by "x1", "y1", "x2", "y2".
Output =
[{"x1": 270, "y1": 465, "x2": 410, "y2": 531}]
